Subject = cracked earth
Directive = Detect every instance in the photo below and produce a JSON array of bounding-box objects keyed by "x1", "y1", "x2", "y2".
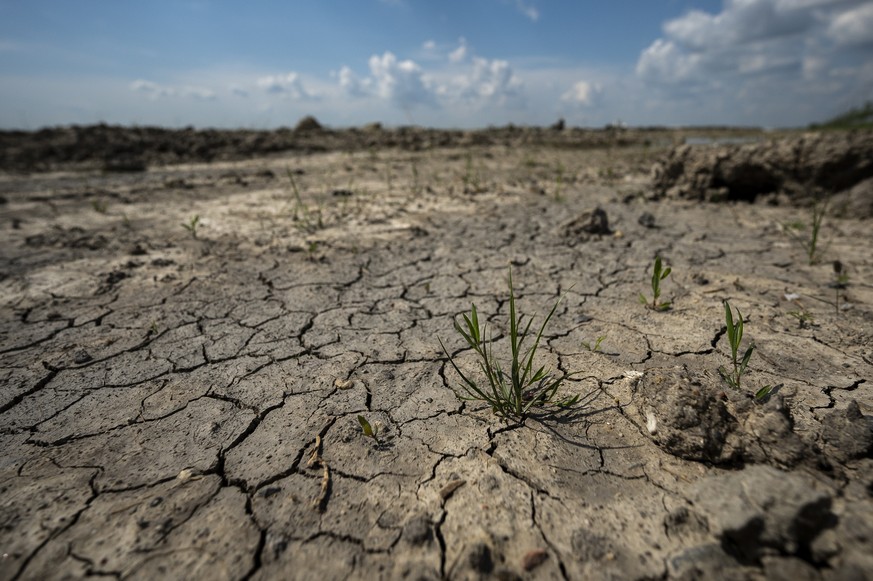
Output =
[{"x1": 1, "y1": 142, "x2": 872, "y2": 580}]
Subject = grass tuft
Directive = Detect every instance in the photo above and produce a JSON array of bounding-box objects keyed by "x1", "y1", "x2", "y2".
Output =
[
  {"x1": 439, "y1": 269, "x2": 579, "y2": 421},
  {"x1": 639, "y1": 256, "x2": 671, "y2": 311},
  {"x1": 718, "y1": 300, "x2": 771, "y2": 401}
]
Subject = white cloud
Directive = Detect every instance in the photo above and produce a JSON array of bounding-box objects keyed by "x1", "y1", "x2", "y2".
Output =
[
  {"x1": 256, "y1": 72, "x2": 315, "y2": 100},
  {"x1": 230, "y1": 84, "x2": 249, "y2": 97},
  {"x1": 449, "y1": 37, "x2": 468, "y2": 63},
  {"x1": 453, "y1": 57, "x2": 522, "y2": 103},
  {"x1": 368, "y1": 51, "x2": 436, "y2": 108},
  {"x1": 422, "y1": 40, "x2": 436, "y2": 51},
  {"x1": 338, "y1": 65, "x2": 370, "y2": 97},
  {"x1": 828, "y1": 3, "x2": 873, "y2": 46},
  {"x1": 632, "y1": 0, "x2": 873, "y2": 126},
  {"x1": 561, "y1": 80, "x2": 602, "y2": 106},
  {"x1": 130, "y1": 79, "x2": 178, "y2": 99},
  {"x1": 515, "y1": 0, "x2": 539, "y2": 22},
  {"x1": 130, "y1": 80, "x2": 216, "y2": 101},
  {"x1": 180, "y1": 86, "x2": 216, "y2": 101},
  {"x1": 637, "y1": 0, "x2": 873, "y2": 84}
]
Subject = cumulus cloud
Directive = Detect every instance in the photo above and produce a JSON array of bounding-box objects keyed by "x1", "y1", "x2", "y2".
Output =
[
  {"x1": 827, "y1": 2, "x2": 873, "y2": 46},
  {"x1": 338, "y1": 65, "x2": 370, "y2": 97},
  {"x1": 632, "y1": 0, "x2": 873, "y2": 125},
  {"x1": 450, "y1": 57, "x2": 522, "y2": 104},
  {"x1": 256, "y1": 72, "x2": 315, "y2": 100},
  {"x1": 368, "y1": 51, "x2": 436, "y2": 108},
  {"x1": 637, "y1": 0, "x2": 873, "y2": 84},
  {"x1": 561, "y1": 80, "x2": 602, "y2": 106}
]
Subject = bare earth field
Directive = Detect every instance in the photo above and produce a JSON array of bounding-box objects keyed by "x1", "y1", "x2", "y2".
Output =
[{"x1": 1, "y1": 131, "x2": 872, "y2": 580}]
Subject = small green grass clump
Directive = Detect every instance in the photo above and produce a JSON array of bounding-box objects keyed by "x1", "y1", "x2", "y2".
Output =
[
  {"x1": 357, "y1": 415, "x2": 380, "y2": 444},
  {"x1": 582, "y1": 335, "x2": 606, "y2": 352},
  {"x1": 719, "y1": 300, "x2": 771, "y2": 401},
  {"x1": 182, "y1": 215, "x2": 200, "y2": 238},
  {"x1": 639, "y1": 256, "x2": 671, "y2": 311},
  {"x1": 784, "y1": 194, "x2": 828, "y2": 265},
  {"x1": 440, "y1": 270, "x2": 579, "y2": 421}
]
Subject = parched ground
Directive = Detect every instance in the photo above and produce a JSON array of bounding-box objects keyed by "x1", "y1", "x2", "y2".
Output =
[{"x1": 1, "y1": 142, "x2": 872, "y2": 580}]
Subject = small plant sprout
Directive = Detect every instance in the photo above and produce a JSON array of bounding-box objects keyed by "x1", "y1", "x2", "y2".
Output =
[
  {"x1": 784, "y1": 193, "x2": 828, "y2": 265},
  {"x1": 582, "y1": 335, "x2": 606, "y2": 352},
  {"x1": 182, "y1": 215, "x2": 200, "y2": 238},
  {"x1": 554, "y1": 161, "x2": 566, "y2": 201},
  {"x1": 639, "y1": 256, "x2": 672, "y2": 311},
  {"x1": 286, "y1": 168, "x2": 324, "y2": 232},
  {"x1": 439, "y1": 269, "x2": 579, "y2": 422},
  {"x1": 787, "y1": 309, "x2": 814, "y2": 329},
  {"x1": 719, "y1": 301, "x2": 771, "y2": 401},
  {"x1": 91, "y1": 199, "x2": 109, "y2": 214},
  {"x1": 832, "y1": 260, "x2": 849, "y2": 313},
  {"x1": 357, "y1": 415, "x2": 380, "y2": 444}
]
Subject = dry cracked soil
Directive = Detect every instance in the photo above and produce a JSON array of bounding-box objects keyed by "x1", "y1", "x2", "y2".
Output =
[{"x1": 1, "y1": 134, "x2": 872, "y2": 580}]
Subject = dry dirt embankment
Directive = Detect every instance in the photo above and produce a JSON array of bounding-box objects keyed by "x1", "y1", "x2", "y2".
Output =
[{"x1": 0, "y1": 130, "x2": 871, "y2": 579}]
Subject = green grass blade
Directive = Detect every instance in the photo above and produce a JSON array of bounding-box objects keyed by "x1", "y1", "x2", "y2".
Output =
[{"x1": 357, "y1": 416, "x2": 374, "y2": 438}]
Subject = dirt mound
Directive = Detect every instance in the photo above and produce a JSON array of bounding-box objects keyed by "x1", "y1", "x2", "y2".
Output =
[
  {"x1": 652, "y1": 130, "x2": 873, "y2": 213},
  {"x1": 0, "y1": 123, "x2": 666, "y2": 173}
]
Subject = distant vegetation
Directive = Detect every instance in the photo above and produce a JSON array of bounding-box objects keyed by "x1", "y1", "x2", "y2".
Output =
[{"x1": 811, "y1": 102, "x2": 873, "y2": 130}]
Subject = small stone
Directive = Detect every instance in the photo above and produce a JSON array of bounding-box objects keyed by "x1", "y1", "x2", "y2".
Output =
[
  {"x1": 521, "y1": 548, "x2": 548, "y2": 571},
  {"x1": 638, "y1": 212, "x2": 657, "y2": 228},
  {"x1": 334, "y1": 378, "x2": 354, "y2": 389},
  {"x1": 439, "y1": 479, "x2": 466, "y2": 500},
  {"x1": 72, "y1": 350, "x2": 92, "y2": 364}
]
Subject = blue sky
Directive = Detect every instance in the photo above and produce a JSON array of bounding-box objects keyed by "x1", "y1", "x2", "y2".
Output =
[{"x1": 1, "y1": 0, "x2": 872, "y2": 129}]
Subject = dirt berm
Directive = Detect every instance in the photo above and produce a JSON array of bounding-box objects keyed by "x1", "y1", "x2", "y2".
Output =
[{"x1": 652, "y1": 130, "x2": 873, "y2": 218}]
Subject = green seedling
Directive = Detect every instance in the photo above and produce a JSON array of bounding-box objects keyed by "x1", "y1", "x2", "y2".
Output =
[
  {"x1": 385, "y1": 162, "x2": 393, "y2": 191},
  {"x1": 784, "y1": 194, "x2": 828, "y2": 264},
  {"x1": 182, "y1": 215, "x2": 200, "y2": 238},
  {"x1": 91, "y1": 199, "x2": 109, "y2": 214},
  {"x1": 411, "y1": 159, "x2": 422, "y2": 195},
  {"x1": 357, "y1": 415, "x2": 380, "y2": 444},
  {"x1": 462, "y1": 151, "x2": 483, "y2": 192},
  {"x1": 787, "y1": 309, "x2": 814, "y2": 329},
  {"x1": 639, "y1": 256, "x2": 672, "y2": 311},
  {"x1": 553, "y1": 161, "x2": 566, "y2": 201},
  {"x1": 582, "y1": 335, "x2": 606, "y2": 352},
  {"x1": 286, "y1": 168, "x2": 324, "y2": 232},
  {"x1": 439, "y1": 269, "x2": 579, "y2": 421},
  {"x1": 719, "y1": 301, "x2": 771, "y2": 401}
]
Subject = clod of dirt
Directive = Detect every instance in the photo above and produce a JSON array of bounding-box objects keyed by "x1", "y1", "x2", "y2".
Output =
[
  {"x1": 691, "y1": 465, "x2": 835, "y2": 563},
  {"x1": 467, "y1": 541, "x2": 495, "y2": 573},
  {"x1": 564, "y1": 207, "x2": 611, "y2": 241},
  {"x1": 633, "y1": 366, "x2": 816, "y2": 469},
  {"x1": 820, "y1": 401, "x2": 873, "y2": 464},
  {"x1": 633, "y1": 366, "x2": 740, "y2": 464},
  {"x1": 401, "y1": 514, "x2": 433, "y2": 545},
  {"x1": 638, "y1": 211, "x2": 657, "y2": 228},
  {"x1": 651, "y1": 130, "x2": 873, "y2": 212}
]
